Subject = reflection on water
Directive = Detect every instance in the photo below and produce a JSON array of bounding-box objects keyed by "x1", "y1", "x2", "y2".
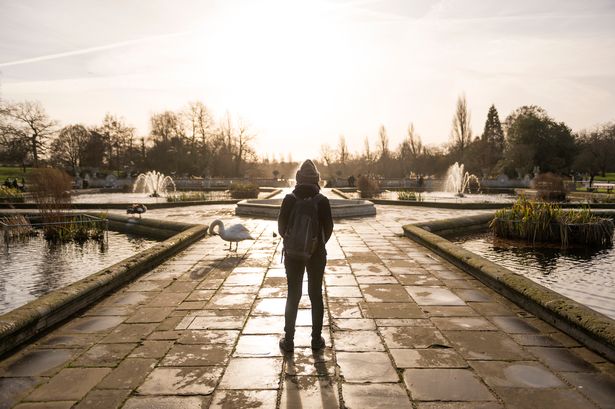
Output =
[
  {"x1": 455, "y1": 232, "x2": 615, "y2": 319},
  {"x1": 0, "y1": 232, "x2": 159, "y2": 314}
]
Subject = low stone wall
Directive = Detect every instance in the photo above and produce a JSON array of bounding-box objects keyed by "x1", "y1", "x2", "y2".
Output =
[
  {"x1": 403, "y1": 215, "x2": 615, "y2": 361},
  {"x1": 0, "y1": 199, "x2": 239, "y2": 210},
  {"x1": 372, "y1": 199, "x2": 510, "y2": 210},
  {"x1": 0, "y1": 216, "x2": 208, "y2": 357}
]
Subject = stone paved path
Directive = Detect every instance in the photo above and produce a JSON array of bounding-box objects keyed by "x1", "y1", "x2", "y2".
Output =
[{"x1": 1, "y1": 207, "x2": 614, "y2": 409}]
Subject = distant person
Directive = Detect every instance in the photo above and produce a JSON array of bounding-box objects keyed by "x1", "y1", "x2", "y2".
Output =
[
  {"x1": 347, "y1": 175, "x2": 355, "y2": 187},
  {"x1": 278, "y1": 159, "x2": 333, "y2": 352}
]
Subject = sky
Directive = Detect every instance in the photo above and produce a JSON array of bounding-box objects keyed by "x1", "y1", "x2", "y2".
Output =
[{"x1": 1, "y1": 0, "x2": 614, "y2": 159}]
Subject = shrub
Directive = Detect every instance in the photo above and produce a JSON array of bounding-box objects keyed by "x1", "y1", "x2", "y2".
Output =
[
  {"x1": 167, "y1": 191, "x2": 230, "y2": 202},
  {"x1": 357, "y1": 176, "x2": 380, "y2": 198},
  {"x1": 0, "y1": 186, "x2": 25, "y2": 203},
  {"x1": 229, "y1": 183, "x2": 259, "y2": 199},
  {"x1": 532, "y1": 172, "x2": 567, "y2": 202}
]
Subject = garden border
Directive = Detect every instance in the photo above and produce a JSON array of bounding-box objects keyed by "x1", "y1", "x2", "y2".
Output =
[
  {"x1": 0, "y1": 214, "x2": 208, "y2": 357},
  {"x1": 403, "y1": 213, "x2": 615, "y2": 361}
]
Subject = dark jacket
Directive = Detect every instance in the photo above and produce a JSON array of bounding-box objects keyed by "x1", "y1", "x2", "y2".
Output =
[{"x1": 278, "y1": 184, "x2": 334, "y2": 248}]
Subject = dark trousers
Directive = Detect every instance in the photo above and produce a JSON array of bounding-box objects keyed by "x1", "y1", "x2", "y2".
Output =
[{"x1": 283, "y1": 247, "x2": 326, "y2": 340}]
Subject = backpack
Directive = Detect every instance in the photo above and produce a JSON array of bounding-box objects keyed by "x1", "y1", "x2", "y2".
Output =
[{"x1": 283, "y1": 193, "x2": 323, "y2": 261}]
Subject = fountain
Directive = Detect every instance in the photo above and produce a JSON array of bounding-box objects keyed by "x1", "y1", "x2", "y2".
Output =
[
  {"x1": 444, "y1": 162, "x2": 480, "y2": 197},
  {"x1": 132, "y1": 171, "x2": 176, "y2": 197}
]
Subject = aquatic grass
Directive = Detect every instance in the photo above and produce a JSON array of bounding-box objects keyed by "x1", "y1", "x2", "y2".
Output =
[
  {"x1": 491, "y1": 197, "x2": 613, "y2": 247},
  {"x1": 0, "y1": 186, "x2": 25, "y2": 203},
  {"x1": 166, "y1": 191, "x2": 230, "y2": 202},
  {"x1": 397, "y1": 191, "x2": 424, "y2": 201}
]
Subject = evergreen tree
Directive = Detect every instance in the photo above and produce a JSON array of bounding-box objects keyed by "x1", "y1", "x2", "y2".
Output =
[{"x1": 480, "y1": 104, "x2": 504, "y2": 174}]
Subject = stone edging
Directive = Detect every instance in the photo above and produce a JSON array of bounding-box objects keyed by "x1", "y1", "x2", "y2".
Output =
[
  {"x1": 0, "y1": 215, "x2": 208, "y2": 357},
  {"x1": 1, "y1": 200, "x2": 239, "y2": 210},
  {"x1": 403, "y1": 214, "x2": 615, "y2": 361},
  {"x1": 373, "y1": 199, "x2": 510, "y2": 209}
]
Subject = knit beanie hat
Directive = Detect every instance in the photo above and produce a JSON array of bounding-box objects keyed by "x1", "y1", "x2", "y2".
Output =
[{"x1": 296, "y1": 159, "x2": 320, "y2": 185}]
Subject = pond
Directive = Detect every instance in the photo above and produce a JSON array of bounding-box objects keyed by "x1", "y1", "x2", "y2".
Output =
[
  {"x1": 454, "y1": 232, "x2": 615, "y2": 320},
  {"x1": 0, "y1": 232, "x2": 159, "y2": 315}
]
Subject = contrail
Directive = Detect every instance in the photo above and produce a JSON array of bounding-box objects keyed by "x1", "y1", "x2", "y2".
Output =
[{"x1": 0, "y1": 31, "x2": 188, "y2": 68}]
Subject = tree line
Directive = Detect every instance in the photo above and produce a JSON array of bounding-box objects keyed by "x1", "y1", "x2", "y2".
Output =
[
  {"x1": 1, "y1": 96, "x2": 614, "y2": 181},
  {"x1": 0, "y1": 100, "x2": 255, "y2": 177}
]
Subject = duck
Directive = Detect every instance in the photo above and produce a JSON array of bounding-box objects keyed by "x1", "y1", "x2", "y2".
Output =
[
  {"x1": 208, "y1": 219, "x2": 254, "y2": 251},
  {"x1": 126, "y1": 203, "x2": 147, "y2": 218}
]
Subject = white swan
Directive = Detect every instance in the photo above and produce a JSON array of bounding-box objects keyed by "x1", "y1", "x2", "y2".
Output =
[{"x1": 208, "y1": 219, "x2": 254, "y2": 251}]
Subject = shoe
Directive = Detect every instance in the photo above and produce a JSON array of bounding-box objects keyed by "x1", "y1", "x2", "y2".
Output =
[
  {"x1": 279, "y1": 337, "x2": 294, "y2": 352},
  {"x1": 311, "y1": 336, "x2": 326, "y2": 350}
]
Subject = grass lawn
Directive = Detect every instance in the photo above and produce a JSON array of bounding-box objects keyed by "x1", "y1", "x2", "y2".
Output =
[
  {"x1": 594, "y1": 173, "x2": 615, "y2": 181},
  {"x1": 0, "y1": 166, "x2": 33, "y2": 180}
]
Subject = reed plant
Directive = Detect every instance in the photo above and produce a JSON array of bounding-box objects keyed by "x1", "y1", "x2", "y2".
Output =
[
  {"x1": 357, "y1": 175, "x2": 380, "y2": 198},
  {"x1": 491, "y1": 197, "x2": 613, "y2": 246},
  {"x1": 229, "y1": 183, "x2": 259, "y2": 199},
  {"x1": 167, "y1": 191, "x2": 230, "y2": 202},
  {"x1": 397, "y1": 191, "x2": 424, "y2": 201}
]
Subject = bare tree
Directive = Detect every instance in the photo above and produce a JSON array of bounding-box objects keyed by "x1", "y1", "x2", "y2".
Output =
[
  {"x1": 184, "y1": 101, "x2": 213, "y2": 149},
  {"x1": 3, "y1": 100, "x2": 57, "y2": 167},
  {"x1": 337, "y1": 135, "x2": 349, "y2": 167},
  {"x1": 320, "y1": 144, "x2": 334, "y2": 168},
  {"x1": 450, "y1": 93, "x2": 472, "y2": 159},
  {"x1": 377, "y1": 125, "x2": 389, "y2": 160},
  {"x1": 50, "y1": 124, "x2": 89, "y2": 173}
]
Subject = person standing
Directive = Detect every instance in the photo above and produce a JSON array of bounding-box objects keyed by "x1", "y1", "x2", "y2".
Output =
[{"x1": 278, "y1": 159, "x2": 333, "y2": 352}]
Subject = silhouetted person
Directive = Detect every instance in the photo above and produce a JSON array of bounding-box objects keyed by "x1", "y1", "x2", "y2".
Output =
[
  {"x1": 278, "y1": 159, "x2": 333, "y2": 352},
  {"x1": 347, "y1": 175, "x2": 355, "y2": 187}
]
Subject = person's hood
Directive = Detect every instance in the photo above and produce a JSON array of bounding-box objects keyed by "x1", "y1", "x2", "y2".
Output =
[{"x1": 292, "y1": 183, "x2": 320, "y2": 199}]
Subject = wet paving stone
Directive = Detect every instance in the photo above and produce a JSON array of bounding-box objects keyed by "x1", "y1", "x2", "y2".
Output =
[
  {"x1": 560, "y1": 372, "x2": 615, "y2": 408},
  {"x1": 363, "y1": 302, "x2": 425, "y2": 319},
  {"x1": 25, "y1": 367, "x2": 110, "y2": 401},
  {"x1": 187, "y1": 316, "x2": 245, "y2": 330},
  {"x1": 404, "y1": 368, "x2": 495, "y2": 401},
  {"x1": 351, "y1": 263, "x2": 390, "y2": 276},
  {"x1": 469, "y1": 302, "x2": 515, "y2": 316},
  {"x1": 100, "y1": 323, "x2": 158, "y2": 343},
  {"x1": 328, "y1": 303, "x2": 363, "y2": 319},
  {"x1": 356, "y1": 275, "x2": 398, "y2": 284},
  {"x1": 210, "y1": 390, "x2": 277, "y2": 409},
  {"x1": 36, "y1": 334, "x2": 100, "y2": 349},
  {"x1": 104, "y1": 292, "x2": 151, "y2": 306},
  {"x1": 13, "y1": 402, "x2": 76, "y2": 409},
  {"x1": 234, "y1": 335, "x2": 282, "y2": 357},
  {"x1": 1, "y1": 349, "x2": 79, "y2": 377},
  {"x1": 390, "y1": 348, "x2": 467, "y2": 368},
  {"x1": 510, "y1": 334, "x2": 563, "y2": 347},
  {"x1": 421, "y1": 305, "x2": 478, "y2": 317},
  {"x1": 206, "y1": 293, "x2": 256, "y2": 309},
  {"x1": 72, "y1": 343, "x2": 136, "y2": 367},
  {"x1": 185, "y1": 289, "x2": 215, "y2": 301},
  {"x1": 123, "y1": 396, "x2": 211, "y2": 409},
  {"x1": 495, "y1": 387, "x2": 597, "y2": 409},
  {"x1": 285, "y1": 348, "x2": 334, "y2": 376},
  {"x1": 177, "y1": 330, "x2": 240, "y2": 345},
  {"x1": 333, "y1": 331, "x2": 385, "y2": 351},
  {"x1": 280, "y1": 376, "x2": 339, "y2": 408},
  {"x1": 0, "y1": 377, "x2": 40, "y2": 409},
  {"x1": 405, "y1": 286, "x2": 466, "y2": 306},
  {"x1": 432, "y1": 317, "x2": 497, "y2": 331},
  {"x1": 125, "y1": 307, "x2": 174, "y2": 323},
  {"x1": 82, "y1": 305, "x2": 134, "y2": 316},
  {"x1": 444, "y1": 331, "x2": 530, "y2": 360},
  {"x1": 396, "y1": 274, "x2": 442, "y2": 286},
  {"x1": 128, "y1": 341, "x2": 173, "y2": 358},
  {"x1": 342, "y1": 383, "x2": 411, "y2": 409},
  {"x1": 147, "y1": 292, "x2": 188, "y2": 307},
  {"x1": 361, "y1": 284, "x2": 412, "y2": 302},
  {"x1": 528, "y1": 347, "x2": 597, "y2": 372},
  {"x1": 453, "y1": 289, "x2": 493, "y2": 302},
  {"x1": 252, "y1": 298, "x2": 286, "y2": 315},
  {"x1": 161, "y1": 344, "x2": 232, "y2": 366},
  {"x1": 223, "y1": 272, "x2": 264, "y2": 287},
  {"x1": 332, "y1": 318, "x2": 376, "y2": 330},
  {"x1": 490, "y1": 316, "x2": 540, "y2": 334},
  {"x1": 375, "y1": 318, "x2": 433, "y2": 327},
  {"x1": 62, "y1": 316, "x2": 125, "y2": 333},
  {"x1": 327, "y1": 286, "x2": 363, "y2": 298},
  {"x1": 336, "y1": 352, "x2": 398, "y2": 382},
  {"x1": 72, "y1": 389, "x2": 130, "y2": 409},
  {"x1": 325, "y1": 274, "x2": 358, "y2": 286},
  {"x1": 218, "y1": 357, "x2": 283, "y2": 389},
  {"x1": 137, "y1": 367, "x2": 223, "y2": 395},
  {"x1": 96, "y1": 358, "x2": 156, "y2": 389},
  {"x1": 242, "y1": 316, "x2": 285, "y2": 334},
  {"x1": 470, "y1": 361, "x2": 565, "y2": 388},
  {"x1": 416, "y1": 403, "x2": 503, "y2": 409},
  {"x1": 381, "y1": 326, "x2": 449, "y2": 349}
]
